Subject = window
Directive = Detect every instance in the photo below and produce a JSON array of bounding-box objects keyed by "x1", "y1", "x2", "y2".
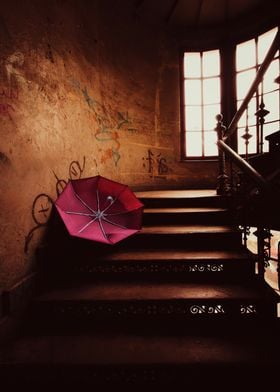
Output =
[
  {"x1": 181, "y1": 26, "x2": 280, "y2": 160},
  {"x1": 183, "y1": 50, "x2": 221, "y2": 158},
  {"x1": 236, "y1": 27, "x2": 280, "y2": 155}
]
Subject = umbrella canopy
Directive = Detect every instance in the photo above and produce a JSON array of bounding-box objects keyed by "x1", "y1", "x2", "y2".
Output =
[{"x1": 55, "y1": 175, "x2": 143, "y2": 244}]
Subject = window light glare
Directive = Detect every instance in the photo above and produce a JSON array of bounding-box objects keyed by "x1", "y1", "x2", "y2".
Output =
[
  {"x1": 203, "y1": 78, "x2": 221, "y2": 104},
  {"x1": 264, "y1": 91, "x2": 279, "y2": 122},
  {"x1": 186, "y1": 132, "x2": 203, "y2": 156},
  {"x1": 236, "y1": 69, "x2": 256, "y2": 100},
  {"x1": 185, "y1": 106, "x2": 202, "y2": 131},
  {"x1": 184, "y1": 79, "x2": 202, "y2": 105},
  {"x1": 204, "y1": 131, "x2": 218, "y2": 156},
  {"x1": 203, "y1": 104, "x2": 220, "y2": 130},
  {"x1": 202, "y1": 50, "x2": 220, "y2": 77},
  {"x1": 184, "y1": 52, "x2": 201, "y2": 77},
  {"x1": 263, "y1": 59, "x2": 279, "y2": 94},
  {"x1": 236, "y1": 39, "x2": 256, "y2": 71},
  {"x1": 258, "y1": 27, "x2": 278, "y2": 64}
]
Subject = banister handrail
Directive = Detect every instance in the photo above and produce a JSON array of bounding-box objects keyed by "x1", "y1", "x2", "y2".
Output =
[
  {"x1": 217, "y1": 139, "x2": 269, "y2": 191},
  {"x1": 224, "y1": 29, "x2": 280, "y2": 140}
]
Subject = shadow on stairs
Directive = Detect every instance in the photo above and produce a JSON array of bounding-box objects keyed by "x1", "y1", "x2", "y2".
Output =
[{"x1": 0, "y1": 189, "x2": 279, "y2": 389}]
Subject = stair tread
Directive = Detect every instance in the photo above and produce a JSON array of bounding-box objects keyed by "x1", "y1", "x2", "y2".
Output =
[
  {"x1": 136, "y1": 190, "x2": 217, "y2": 198},
  {"x1": 36, "y1": 280, "x2": 274, "y2": 302},
  {"x1": 144, "y1": 207, "x2": 227, "y2": 213},
  {"x1": 100, "y1": 249, "x2": 251, "y2": 261},
  {"x1": 140, "y1": 225, "x2": 237, "y2": 234},
  {"x1": 1, "y1": 330, "x2": 279, "y2": 366}
]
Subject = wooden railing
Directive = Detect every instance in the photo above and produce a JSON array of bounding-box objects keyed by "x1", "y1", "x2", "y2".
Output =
[{"x1": 215, "y1": 29, "x2": 280, "y2": 285}]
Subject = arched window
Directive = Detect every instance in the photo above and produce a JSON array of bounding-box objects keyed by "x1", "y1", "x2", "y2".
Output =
[
  {"x1": 182, "y1": 49, "x2": 221, "y2": 158},
  {"x1": 236, "y1": 27, "x2": 279, "y2": 155},
  {"x1": 181, "y1": 26, "x2": 279, "y2": 159}
]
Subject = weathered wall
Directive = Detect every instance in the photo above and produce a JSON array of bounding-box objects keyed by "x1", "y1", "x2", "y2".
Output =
[{"x1": 0, "y1": 0, "x2": 218, "y2": 289}]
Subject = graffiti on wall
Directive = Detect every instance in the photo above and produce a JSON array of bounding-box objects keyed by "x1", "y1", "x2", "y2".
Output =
[
  {"x1": 0, "y1": 87, "x2": 19, "y2": 119},
  {"x1": 24, "y1": 157, "x2": 86, "y2": 254},
  {"x1": 0, "y1": 103, "x2": 15, "y2": 117},
  {"x1": 69, "y1": 79, "x2": 137, "y2": 166},
  {"x1": 142, "y1": 149, "x2": 169, "y2": 179},
  {"x1": 0, "y1": 88, "x2": 19, "y2": 100},
  {"x1": 5, "y1": 51, "x2": 26, "y2": 86}
]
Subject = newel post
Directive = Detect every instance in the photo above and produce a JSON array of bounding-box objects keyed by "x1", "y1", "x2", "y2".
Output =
[{"x1": 215, "y1": 114, "x2": 230, "y2": 195}]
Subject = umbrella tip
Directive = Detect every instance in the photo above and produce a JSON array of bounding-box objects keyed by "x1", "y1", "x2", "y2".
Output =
[{"x1": 107, "y1": 195, "x2": 114, "y2": 203}]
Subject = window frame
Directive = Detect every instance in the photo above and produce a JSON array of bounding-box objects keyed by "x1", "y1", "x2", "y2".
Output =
[
  {"x1": 180, "y1": 49, "x2": 221, "y2": 161},
  {"x1": 180, "y1": 23, "x2": 280, "y2": 161}
]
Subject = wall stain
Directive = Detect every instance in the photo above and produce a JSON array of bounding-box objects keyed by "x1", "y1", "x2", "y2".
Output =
[
  {"x1": 45, "y1": 43, "x2": 54, "y2": 63},
  {"x1": 0, "y1": 151, "x2": 10, "y2": 164}
]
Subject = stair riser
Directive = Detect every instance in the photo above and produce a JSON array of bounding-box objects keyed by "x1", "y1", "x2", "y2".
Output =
[
  {"x1": 41, "y1": 232, "x2": 242, "y2": 252},
  {"x1": 120, "y1": 232, "x2": 242, "y2": 249},
  {"x1": 143, "y1": 211, "x2": 232, "y2": 226},
  {"x1": 30, "y1": 300, "x2": 276, "y2": 328},
  {"x1": 39, "y1": 262, "x2": 255, "y2": 284},
  {"x1": 139, "y1": 196, "x2": 228, "y2": 209}
]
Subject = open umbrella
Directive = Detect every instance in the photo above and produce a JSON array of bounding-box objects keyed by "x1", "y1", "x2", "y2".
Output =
[{"x1": 54, "y1": 175, "x2": 143, "y2": 245}]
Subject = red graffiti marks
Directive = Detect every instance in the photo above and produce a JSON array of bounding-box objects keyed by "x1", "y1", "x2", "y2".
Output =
[
  {"x1": 0, "y1": 88, "x2": 19, "y2": 100},
  {"x1": 142, "y1": 149, "x2": 169, "y2": 179},
  {"x1": 0, "y1": 103, "x2": 15, "y2": 116},
  {"x1": 0, "y1": 87, "x2": 18, "y2": 118}
]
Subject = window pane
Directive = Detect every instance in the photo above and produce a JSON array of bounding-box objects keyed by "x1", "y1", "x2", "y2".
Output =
[
  {"x1": 238, "y1": 126, "x2": 257, "y2": 155},
  {"x1": 258, "y1": 27, "x2": 278, "y2": 64},
  {"x1": 237, "y1": 97, "x2": 257, "y2": 127},
  {"x1": 185, "y1": 106, "x2": 202, "y2": 130},
  {"x1": 236, "y1": 39, "x2": 256, "y2": 71},
  {"x1": 203, "y1": 78, "x2": 220, "y2": 104},
  {"x1": 203, "y1": 104, "x2": 221, "y2": 130},
  {"x1": 202, "y1": 50, "x2": 220, "y2": 77},
  {"x1": 184, "y1": 79, "x2": 201, "y2": 105},
  {"x1": 204, "y1": 131, "x2": 218, "y2": 156},
  {"x1": 236, "y1": 69, "x2": 256, "y2": 100},
  {"x1": 186, "y1": 131, "x2": 203, "y2": 156},
  {"x1": 263, "y1": 90, "x2": 279, "y2": 122},
  {"x1": 184, "y1": 52, "x2": 201, "y2": 77},
  {"x1": 263, "y1": 59, "x2": 279, "y2": 94},
  {"x1": 263, "y1": 121, "x2": 279, "y2": 152}
]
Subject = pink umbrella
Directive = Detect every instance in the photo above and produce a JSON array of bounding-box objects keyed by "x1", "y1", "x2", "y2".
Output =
[{"x1": 54, "y1": 175, "x2": 143, "y2": 245}]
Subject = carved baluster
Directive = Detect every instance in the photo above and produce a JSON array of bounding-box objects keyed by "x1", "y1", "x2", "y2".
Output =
[
  {"x1": 241, "y1": 108, "x2": 252, "y2": 160},
  {"x1": 255, "y1": 84, "x2": 269, "y2": 154},
  {"x1": 215, "y1": 114, "x2": 230, "y2": 195},
  {"x1": 277, "y1": 241, "x2": 280, "y2": 290},
  {"x1": 254, "y1": 227, "x2": 272, "y2": 280}
]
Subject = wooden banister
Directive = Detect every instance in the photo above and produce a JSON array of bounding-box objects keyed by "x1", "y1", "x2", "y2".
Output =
[{"x1": 217, "y1": 139, "x2": 269, "y2": 190}]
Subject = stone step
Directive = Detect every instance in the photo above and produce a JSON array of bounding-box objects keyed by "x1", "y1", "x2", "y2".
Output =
[
  {"x1": 30, "y1": 279, "x2": 278, "y2": 327},
  {"x1": 136, "y1": 190, "x2": 228, "y2": 209},
  {"x1": 43, "y1": 223, "x2": 243, "y2": 254},
  {"x1": 142, "y1": 207, "x2": 231, "y2": 225},
  {"x1": 39, "y1": 248, "x2": 255, "y2": 283},
  {"x1": 1, "y1": 321, "x2": 279, "y2": 388}
]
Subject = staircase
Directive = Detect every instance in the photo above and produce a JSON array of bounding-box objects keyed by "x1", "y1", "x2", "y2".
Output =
[{"x1": 0, "y1": 190, "x2": 279, "y2": 388}]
